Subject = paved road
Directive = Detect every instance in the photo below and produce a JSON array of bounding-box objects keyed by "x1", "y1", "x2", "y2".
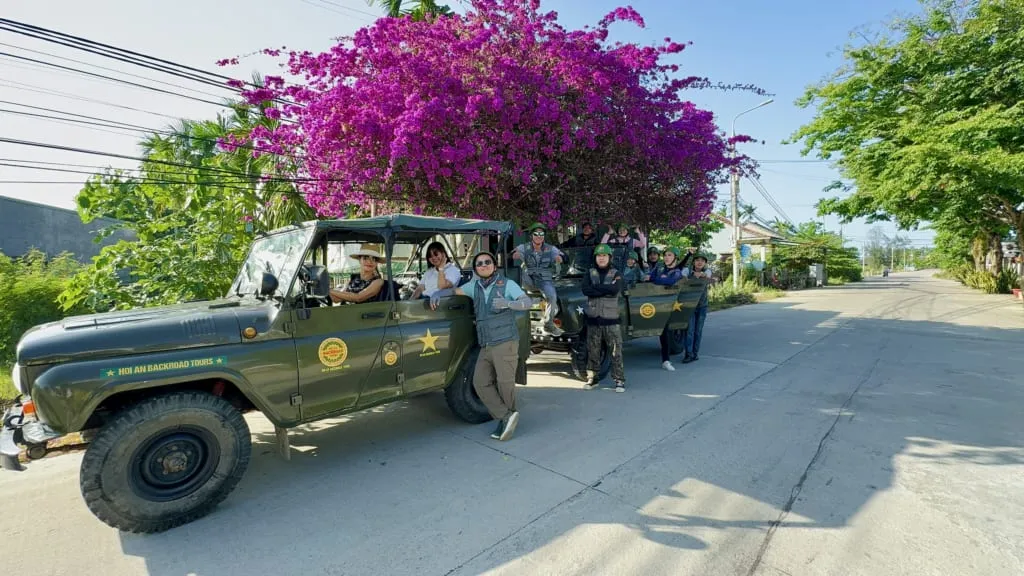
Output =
[{"x1": 2, "y1": 271, "x2": 1022, "y2": 576}]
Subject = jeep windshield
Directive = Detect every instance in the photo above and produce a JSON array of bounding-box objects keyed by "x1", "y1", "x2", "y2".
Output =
[{"x1": 229, "y1": 227, "x2": 314, "y2": 298}]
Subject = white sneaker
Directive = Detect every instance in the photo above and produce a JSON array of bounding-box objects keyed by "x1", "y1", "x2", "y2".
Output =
[{"x1": 662, "y1": 361, "x2": 675, "y2": 371}]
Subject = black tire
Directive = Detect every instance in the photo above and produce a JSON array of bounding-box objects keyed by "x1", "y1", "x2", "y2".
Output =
[
  {"x1": 570, "y1": 329, "x2": 611, "y2": 382},
  {"x1": 668, "y1": 328, "x2": 687, "y2": 356},
  {"x1": 445, "y1": 348, "x2": 493, "y2": 424},
  {"x1": 79, "y1": 391, "x2": 251, "y2": 534}
]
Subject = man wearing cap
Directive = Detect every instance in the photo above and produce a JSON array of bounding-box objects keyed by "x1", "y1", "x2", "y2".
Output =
[
  {"x1": 512, "y1": 222, "x2": 564, "y2": 336},
  {"x1": 560, "y1": 221, "x2": 599, "y2": 248},
  {"x1": 581, "y1": 244, "x2": 627, "y2": 392},
  {"x1": 430, "y1": 251, "x2": 537, "y2": 441}
]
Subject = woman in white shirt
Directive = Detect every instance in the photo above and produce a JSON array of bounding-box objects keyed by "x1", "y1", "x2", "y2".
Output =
[{"x1": 411, "y1": 241, "x2": 462, "y2": 299}]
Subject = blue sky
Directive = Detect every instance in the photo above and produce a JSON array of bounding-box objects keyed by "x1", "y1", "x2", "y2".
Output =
[{"x1": 0, "y1": 0, "x2": 934, "y2": 250}]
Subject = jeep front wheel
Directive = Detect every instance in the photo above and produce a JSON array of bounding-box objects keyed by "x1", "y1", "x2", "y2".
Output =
[
  {"x1": 79, "y1": 391, "x2": 251, "y2": 533},
  {"x1": 445, "y1": 347, "x2": 493, "y2": 424}
]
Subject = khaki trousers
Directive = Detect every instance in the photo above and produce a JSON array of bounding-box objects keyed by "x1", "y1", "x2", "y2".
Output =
[{"x1": 474, "y1": 339, "x2": 519, "y2": 420}]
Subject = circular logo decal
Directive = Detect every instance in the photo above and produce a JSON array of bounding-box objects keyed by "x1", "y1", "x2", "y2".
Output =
[
  {"x1": 383, "y1": 350, "x2": 399, "y2": 366},
  {"x1": 639, "y1": 303, "x2": 656, "y2": 319},
  {"x1": 318, "y1": 338, "x2": 348, "y2": 367}
]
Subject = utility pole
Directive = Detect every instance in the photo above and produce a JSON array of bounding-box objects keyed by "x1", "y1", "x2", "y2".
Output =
[
  {"x1": 731, "y1": 98, "x2": 774, "y2": 288},
  {"x1": 731, "y1": 155, "x2": 740, "y2": 287}
]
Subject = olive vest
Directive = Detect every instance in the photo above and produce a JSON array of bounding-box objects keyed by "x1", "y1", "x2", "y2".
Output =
[
  {"x1": 473, "y1": 276, "x2": 519, "y2": 347},
  {"x1": 523, "y1": 242, "x2": 557, "y2": 283},
  {"x1": 586, "y1": 267, "x2": 620, "y2": 321}
]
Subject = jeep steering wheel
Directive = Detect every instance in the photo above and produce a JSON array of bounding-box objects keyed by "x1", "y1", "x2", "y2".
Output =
[{"x1": 297, "y1": 264, "x2": 332, "y2": 307}]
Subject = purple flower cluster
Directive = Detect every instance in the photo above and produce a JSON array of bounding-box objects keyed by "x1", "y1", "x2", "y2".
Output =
[{"x1": 219, "y1": 0, "x2": 759, "y2": 228}]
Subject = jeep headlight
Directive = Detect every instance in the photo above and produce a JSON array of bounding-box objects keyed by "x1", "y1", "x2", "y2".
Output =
[{"x1": 11, "y1": 363, "x2": 23, "y2": 395}]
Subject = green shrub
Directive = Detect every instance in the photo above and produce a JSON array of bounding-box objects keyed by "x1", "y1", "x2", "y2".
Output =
[
  {"x1": 963, "y1": 270, "x2": 998, "y2": 293},
  {"x1": 995, "y1": 269, "x2": 1022, "y2": 294},
  {"x1": 708, "y1": 283, "x2": 758, "y2": 310},
  {"x1": 0, "y1": 250, "x2": 85, "y2": 366}
]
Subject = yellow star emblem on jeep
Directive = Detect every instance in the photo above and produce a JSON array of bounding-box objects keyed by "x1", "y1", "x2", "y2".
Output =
[
  {"x1": 416, "y1": 329, "x2": 441, "y2": 355},
  {"x1": 672, "y1": 301, "x2": 683, "y2": 312}
]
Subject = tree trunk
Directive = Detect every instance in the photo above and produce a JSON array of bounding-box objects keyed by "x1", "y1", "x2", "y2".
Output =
[
  {"x1": 990, "y1": 233, "x2": 1003, "y2": 275},
  {"x1": 971, "y1": 235, "x2": 986, "y2": 271}
]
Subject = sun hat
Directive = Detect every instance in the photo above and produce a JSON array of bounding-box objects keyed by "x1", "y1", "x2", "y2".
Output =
[{"x1": 348, "y1": 245, "x2": 385, "y2": 263}]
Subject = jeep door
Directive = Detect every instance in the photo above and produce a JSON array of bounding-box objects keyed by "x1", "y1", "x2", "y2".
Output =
[
  {"x1": 392, "y1": 234, "x2": 475, "y2": 393},
  {"x1": 292, "y1": 237, "x2": 404, "y2": 420}
]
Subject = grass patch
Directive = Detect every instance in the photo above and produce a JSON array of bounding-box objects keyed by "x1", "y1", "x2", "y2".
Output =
[
  {"x1": 708, "y1": 283, "x2": 786, "y2": 312},
  {"x1": 1, "y1": 365, "x2": 17, "y2": 410}
]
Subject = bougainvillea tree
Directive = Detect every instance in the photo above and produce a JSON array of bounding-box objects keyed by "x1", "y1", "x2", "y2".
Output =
[{"x1": 219, "y1": 0, "x2": 763, "y2": 228}]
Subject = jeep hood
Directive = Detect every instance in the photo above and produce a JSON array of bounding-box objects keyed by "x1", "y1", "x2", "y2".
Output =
[{"x1": 15, "y1": 298, "x2": 270, "y2": 367}]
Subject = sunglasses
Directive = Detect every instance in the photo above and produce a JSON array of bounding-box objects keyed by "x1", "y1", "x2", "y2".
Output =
[
  {"x1": 532, "y1": 231, "x2": 545, "y2": 236},
  {"x1": 475, "y1": 259, "x2": 494, "y2": 267}
]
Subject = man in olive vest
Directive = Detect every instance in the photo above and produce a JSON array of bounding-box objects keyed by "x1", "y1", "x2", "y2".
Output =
[
  {"x1": 580, "y1": 244, "x2": 627, "y2": 392},
  {"x1": 430, "y1": 251, "x2": 537, "y2": 441},
  {"x1": 512, "y1": 222, "x2": 564, "y2": 336}
]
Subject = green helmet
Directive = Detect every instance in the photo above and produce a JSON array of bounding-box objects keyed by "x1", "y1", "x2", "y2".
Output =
[
  {"x1": 594, "y1": 244, "x2": 613, "y2": 256},
  {"x1": 647, "y1": 246, "x2": 661, "y2": 254},
  {"x1": 528, "y1": 222, "x2": 546, "y2": 232},
  {"x1": 627, "y1": 250, "x2": 639, "y2": 260},
  {"x1": 664, "y1": 247, "x2": 681, "y2": 259}
]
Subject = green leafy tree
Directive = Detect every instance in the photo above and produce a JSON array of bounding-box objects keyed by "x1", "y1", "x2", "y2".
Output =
[
  {"x1": 650, "y1": 218, "x2": 725, "y2": 254},
  {"x1": 0, "y1": 250, "x2": 84, "y2": 366},
  {"x1": 774, "y1": 221, "x2": 863, "y2": 282},
  {"x1": 60, "y1": 91, "x2": 314, "y2": 312},
  {"x1": 789, "y1": 0, "x2": 1024, "y2": 287},
  {"x1": 367, "y1": 0, "x2": 452, "y2": 19}
]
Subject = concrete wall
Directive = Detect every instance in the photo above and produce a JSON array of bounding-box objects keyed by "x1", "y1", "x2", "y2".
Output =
[{"x1": 0, "y1": 195, "x2": 135, "y2": 262}]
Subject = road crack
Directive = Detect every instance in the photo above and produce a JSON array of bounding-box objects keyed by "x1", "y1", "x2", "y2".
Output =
[{"x1": 744, "y1": 356, "x2": 882, "y2": 576}]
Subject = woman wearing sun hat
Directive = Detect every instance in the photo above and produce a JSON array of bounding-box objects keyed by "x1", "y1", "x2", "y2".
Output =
[{"x1": 330, "y1": 245, "x2": 386, "y2": 304}]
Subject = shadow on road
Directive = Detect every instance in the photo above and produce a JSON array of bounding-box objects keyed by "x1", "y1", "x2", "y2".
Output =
[{"x1": 116, "y1": 283, "x2": 1024, "y2": 576}]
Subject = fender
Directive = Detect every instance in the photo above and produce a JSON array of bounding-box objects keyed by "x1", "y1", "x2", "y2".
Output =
[{"x1": 30, "y1": 348, "x2": 299, "y2": 433}]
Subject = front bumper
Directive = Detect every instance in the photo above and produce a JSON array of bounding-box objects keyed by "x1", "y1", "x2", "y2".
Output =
[{"x1": 1, "y1": 399, "x2": 63, "y2": 471}]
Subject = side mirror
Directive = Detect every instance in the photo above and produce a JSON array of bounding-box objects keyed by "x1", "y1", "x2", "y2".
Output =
[{"x1": 260, "y1": 272, "x2": 279, "y2": 297}]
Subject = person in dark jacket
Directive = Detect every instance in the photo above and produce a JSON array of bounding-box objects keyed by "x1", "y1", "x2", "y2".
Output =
[
  {"x1": 560, "y1": 221, "x2": 599, "y2": 248},
  {"x1": 622, "y1": 250, "x2": 643, "y2": 288},
  {"x1": 681, "y1": 253, "x2": 713, "y2": 363},
  {"x1": 652, "y1": 247, "x2": 685, "y2": 371},
  {"x1": 581, "y1": 244, "x2": 627, "y2": 392},
  {"x1": 645, "y1": 246, "x2": 663, "y2": 280}
]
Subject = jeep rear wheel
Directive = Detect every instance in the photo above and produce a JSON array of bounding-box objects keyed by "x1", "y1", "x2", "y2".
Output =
[
  {"x1": 668, "y1": 328, "x2": 687, "y2": 356},
  {"x1": 445, "y1": 347, "x2": 493, "y2": 424},
  {"x1": 80, "y1": 391, "x2": 251, "y2": 534}
]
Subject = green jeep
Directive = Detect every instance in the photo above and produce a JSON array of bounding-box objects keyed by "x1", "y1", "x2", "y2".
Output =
[
  {"x1": 1, "y1": 215, "x2": 530, "y2": 533},
  {"x1": 523, "y1": 244, "x2": 707, "y2": 381}
]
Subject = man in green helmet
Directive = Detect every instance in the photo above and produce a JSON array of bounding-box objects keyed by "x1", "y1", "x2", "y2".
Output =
[
  {"x1": 512, "y1": 222, "x2": 564, "y2": 336},
  {"x1": 581, "y1": 243, "x2": 627, "y2": 392}
]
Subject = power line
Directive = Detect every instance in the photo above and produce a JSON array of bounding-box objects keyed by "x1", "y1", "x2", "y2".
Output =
[
  {"x1": 303, "y1": 0, "x2": 380, "y2": 20},
  {"x1": 0, "y1": 41, "x2": 231, "y2": 101},
  {"x1": 0, "y1": 18, "x2": 244, "y2": 91},
  {"x1": 0, "y1": 19, "x2": 299, "y2": 109},
  {"x1": 0, "y1": 79, "x2": 184, "y2": 119},
  {"x1": 0, "y1": 138, "x2": 351, "y2": 189},
  {"x1": 0, "y1": 101, "x2": 308, "y2": 161}
]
